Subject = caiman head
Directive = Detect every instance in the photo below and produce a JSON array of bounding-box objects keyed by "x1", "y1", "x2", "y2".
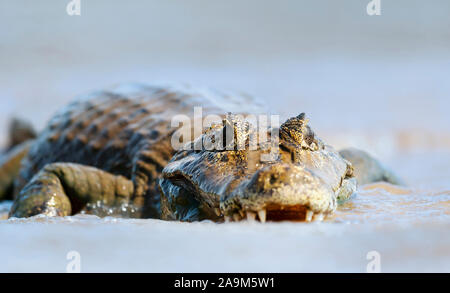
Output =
[{"x1": 159, "y1": 113, "x2": 356, "y2": 222}]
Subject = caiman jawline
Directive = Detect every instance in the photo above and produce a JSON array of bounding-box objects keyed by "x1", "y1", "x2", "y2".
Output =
[{"x1": 223, "y1": 204, "x2": 327, "y2": 223}]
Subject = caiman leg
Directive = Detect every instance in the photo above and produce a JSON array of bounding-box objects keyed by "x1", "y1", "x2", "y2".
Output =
[
  {"x1": 9, "y1": 163, "x2": 134, "y2": 218},
  {"x1": 339, "y1": 148, "x2": 404, "y2": 185},
  {"x1": 0, "y1": 141, "x2": 32, "y2": 201}
]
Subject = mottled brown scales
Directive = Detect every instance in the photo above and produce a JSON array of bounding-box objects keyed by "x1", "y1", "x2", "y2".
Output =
[
  {"x1": 0, "y1": 83, "x2": 401, "y2": 221},
  {"x1": 6, "y1": 118, "x2": 37, "y2": 151},
  {"x1": 7, "y1": 84, "x2": 264, "y2": 218},
  {"x1": 159, "y1": 114, "x2": 357, "y2": 222}
]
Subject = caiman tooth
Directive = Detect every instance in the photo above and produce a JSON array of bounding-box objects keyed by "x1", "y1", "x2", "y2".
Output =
[
  {"x1": 313, "y1": 213, "x2": 324, "y2": 222},
  {"x1": 233, "y1": 213, "x2": 242, "y2": 222},
  {"x1": 224, "y1": 216, "x2": 232, "y2": 222},
  {"x1": 305, "y1": 210, "x2": 314, "y2": 222},
  {"x1": 246, "y1": 211, "x2": 256, "y2": 221},
  {"x1": 257, "y1": 209, "x2": 266, "y2": 223},
  {"x1": 214, "y1": 208, "x2": 221, "y2": 217}
]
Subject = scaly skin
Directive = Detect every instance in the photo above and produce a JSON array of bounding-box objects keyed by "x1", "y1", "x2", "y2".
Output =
[
  {"x1": 7, "y1": 84, "x2": 264, "y2": 218},
  {"x1": 0, "y1": 141, "x2": 32, "y2": 201},
  {"x1": 1, "y1": 83, "x2": 398, "y2": 221},
  {"x1": 339, "y1": 148, "x2": 404, "y2": 186},
  {"x1": 0, "y1": 118, "x2": 36, "y2": 200},
  {"x1": 160, "y1": 114, "x2": 356, "y2": 222},
  {"x1": 6, "y1": 118, "x2": 36, "y2": 152},
  {"x1": 10, "y1": 162, "x2": 134, "y2": 217}
]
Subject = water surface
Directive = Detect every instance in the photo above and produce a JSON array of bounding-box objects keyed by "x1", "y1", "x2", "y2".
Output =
[{"x1": 1, "y1": 0, "x2": 449, "y2": 272}]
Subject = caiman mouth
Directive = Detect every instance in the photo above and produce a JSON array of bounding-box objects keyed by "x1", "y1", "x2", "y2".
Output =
[
  {"x1": 218, "y1": 163, "x2": 338, "y2": 223},
  {"x1": 221, "y1": 204, "x2": 328, "y2": 223}
]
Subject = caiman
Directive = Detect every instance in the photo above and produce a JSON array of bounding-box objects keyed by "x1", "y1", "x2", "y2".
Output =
[{"x1": 0, "y1": 84, "x2": 400, "y2": 222}]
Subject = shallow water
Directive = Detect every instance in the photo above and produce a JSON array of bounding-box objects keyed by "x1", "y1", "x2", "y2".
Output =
[
  {"x1": 1, "y1": 205, "x2": 449, "y2": 273},
  {"x1": 2, "y1": 181, "x2": 449, "y2": 225},
  {"x1": 1, "y1": 0, "x2": 450, "y2": 272},
  {"x1": 1, "y1": 113, "x2": 449, "y2": 273},
  {"x1": 1, "y1": 153, "x2": 449, "y2": 273}
]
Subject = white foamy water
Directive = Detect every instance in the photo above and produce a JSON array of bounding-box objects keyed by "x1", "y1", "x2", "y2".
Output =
[{"x1": 1, "y1": 0, "x2": 450, "y2": 272}]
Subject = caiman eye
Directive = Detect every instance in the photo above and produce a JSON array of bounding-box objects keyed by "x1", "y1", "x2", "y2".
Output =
[
  {"x1": 279, "y1": 113, "x2": 320, "y2": 150},
  {"x1": 202, "y1": 113, "x2": 252, "y2": 151},
  {"x1": 304, "y1": 125, "x2": 315, "y2": 145},
  {"x1": 222, "y1": 113, "x2": 252, "y2": 151},
  {"x1": 279, "y1": 112, "x2": 307, "y2": 144},
  {"x1": 222, "y1": 118, "x2": 236, "y2": 150}
]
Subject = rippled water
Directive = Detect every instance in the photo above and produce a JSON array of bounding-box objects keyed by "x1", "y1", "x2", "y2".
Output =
[
  {"x1": 2, "y1": 182, "x2": 449, "y2": 225},
  {"x1": 1, "y1": 75, "x2": 449, "y2": 273},
  {"x1": 1, "y1": 0, "x2": 450, "y2": 273},
  {"x1": 334, "y1": 183, "x2": 450, "y2": 225},
  {"x1": 1, "y1": 190, "x2": 449, "y2": 273},
  {"x1": 1, "y1": 147, "x2": 449, "y2": 273}
]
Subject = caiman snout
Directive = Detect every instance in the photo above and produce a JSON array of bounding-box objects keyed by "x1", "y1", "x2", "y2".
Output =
[
  {"x1": 220, "y1": 163, "x2": 338, "y2": 222},
  {"x1": 160, "y1": 113, "x2": 356, "y2": 223}
]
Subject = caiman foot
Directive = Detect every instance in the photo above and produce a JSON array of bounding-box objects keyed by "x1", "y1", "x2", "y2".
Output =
[
  {"x1": 0, "y1": 141, "x2": 32, "y2": 201},
  {"x1": 339, "y1": 148, "x2": 404, "y2": 186},
  {"x1": 9, "y1": 163, "x2": 135, "y2": 218}
]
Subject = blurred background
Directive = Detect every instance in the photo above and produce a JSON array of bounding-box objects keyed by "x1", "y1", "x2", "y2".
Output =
[
  {"x1": 1, "y1": 1, "x2": 450, "y2": 273},
  {"x1": 1, "y1": 0, "x2": 450, "y2": 184}
]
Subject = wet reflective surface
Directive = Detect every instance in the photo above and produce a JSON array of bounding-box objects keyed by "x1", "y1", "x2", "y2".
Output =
[
  {"x1": 1, "y1": 0, "x2": 450, "y2": 273},
  {"x1": 1, "y1": 148, "x2": 449, "y2": 272}
]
